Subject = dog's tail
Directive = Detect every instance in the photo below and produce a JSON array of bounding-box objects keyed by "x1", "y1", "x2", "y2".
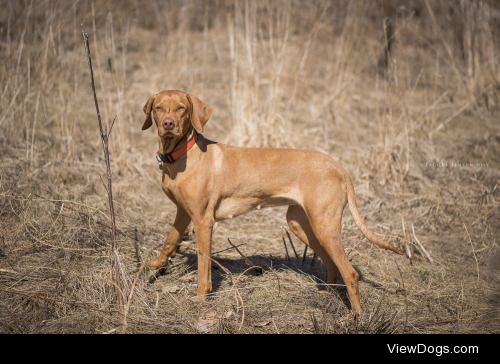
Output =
[{"x1": 345, "y1": 174, "x2": 404, "y2": 255}]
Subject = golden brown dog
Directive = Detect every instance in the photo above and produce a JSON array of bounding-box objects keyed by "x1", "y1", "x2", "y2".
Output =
[{"x1": 143, "y1": 90, "x2": 403, "y2": 315}]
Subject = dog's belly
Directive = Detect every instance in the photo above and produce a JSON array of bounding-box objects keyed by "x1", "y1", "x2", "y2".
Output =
[{"x1": 214, "y1": 196, "x2": 297, "y2": 221}]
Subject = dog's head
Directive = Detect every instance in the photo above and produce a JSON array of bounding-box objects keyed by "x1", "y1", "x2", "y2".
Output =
[{"x1": 142, "y1": 90, "x2": 213, "y2": 139}]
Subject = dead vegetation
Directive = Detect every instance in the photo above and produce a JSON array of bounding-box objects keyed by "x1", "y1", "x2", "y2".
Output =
[{"x1": 0, "y1": 0, "x2": 499, "y2": 333}]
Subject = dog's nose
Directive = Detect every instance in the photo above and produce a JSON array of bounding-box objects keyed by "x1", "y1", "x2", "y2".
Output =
[{"x1": 163, "y1": 119, "x2": 175, "y2": 130}]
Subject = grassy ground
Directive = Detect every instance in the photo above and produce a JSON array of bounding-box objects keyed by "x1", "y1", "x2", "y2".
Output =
[{"x1": 0, "y1": 0, "x2": 499, "y2": 333}]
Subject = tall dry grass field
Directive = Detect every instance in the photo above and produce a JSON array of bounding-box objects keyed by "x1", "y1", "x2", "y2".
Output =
[{"x1": 0, "y1": 0, "x2": 499, "y2": 333}]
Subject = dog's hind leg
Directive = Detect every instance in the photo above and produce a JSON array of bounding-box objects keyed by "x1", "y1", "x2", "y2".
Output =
[
  {"x1": 286, "y1": 205, "x2": 339, "y2": 286},
  {"x1": 303, "y1": 187, "x2": 361, "y2": 316}
]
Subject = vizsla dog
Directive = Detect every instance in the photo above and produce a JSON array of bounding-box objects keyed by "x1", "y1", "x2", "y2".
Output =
[{"x1": 143, "y1": 90, "x2": 403, "y2": 315}]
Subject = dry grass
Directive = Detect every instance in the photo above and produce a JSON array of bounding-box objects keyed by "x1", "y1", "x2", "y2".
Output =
[{"x1": 0, "y1": 0, "x2": 499, "y2": 333}]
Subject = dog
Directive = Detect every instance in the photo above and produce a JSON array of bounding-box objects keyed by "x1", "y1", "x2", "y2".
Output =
[{"x1": 142, "y1": 90, "x2": 403, "y2": 315}]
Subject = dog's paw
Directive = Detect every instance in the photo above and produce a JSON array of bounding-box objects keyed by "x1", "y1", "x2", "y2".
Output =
[
  {"x1": 146, "y1": 257, "x2": 172, "y2": 283},
  {"x1": 193, "y1": 294, "x2": 208, "y2": 303},
  {"x1": 147, "y1": 257, "x2": 168, "y2": 270},
  {"x1": 147, "y1": 266, "x2": 169, "y2": 284}
]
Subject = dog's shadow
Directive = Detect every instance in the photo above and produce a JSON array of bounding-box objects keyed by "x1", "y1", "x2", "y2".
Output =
[{"x1": 149, "y1": 249, "x2": 370, "y2": 309}]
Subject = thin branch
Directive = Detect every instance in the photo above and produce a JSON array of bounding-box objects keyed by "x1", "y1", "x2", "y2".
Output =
[
  {"x1": 98, "y1": 174, "x2": 108, "y2": 193},
  {"x1": 227, "y1": 238, "x2": 257, "y2": 268},
  {"x1": 81, "y1": 27, "x2": 117, "y2": 251},
  {"x1": 285, "y1": 229, "x2": 299, "y2": 260},
  {"x1": 282, "y1": 236, "x2": 291, "y2": 261},
  {"x1": 411, "y1": 224, "x2": 433, "y2": 263},
  {"x1": 463, "y1": 223, "x2": 480, "y2": 283},
  {"x1": 394, "y1": 261, "x2": 408, "y2": 332},
  {"x1": 213, "y1": 242, "x2": 246, "y2": 256},
  {"x1": 82, "y1": 27, "x2": 127, "y2": 330},
  {"x1": 133, "y1": 228, "x2": 141, "y2": 268},
  {"x1": 227, "y1": 238, "x2": 263, "y2": 276},
  {"x1": 400, "y1": 216, "x2": 412, "y2": 263},
  {"x1": 108, "y1": 115, "x2": 117, "y2": 137}
]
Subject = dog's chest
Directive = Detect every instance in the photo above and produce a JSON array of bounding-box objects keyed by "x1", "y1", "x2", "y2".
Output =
[
  {"x1": 214, "y1": 195, "x2": 296, "y2": 221},
  {"x1": 214, "y1": 197, "x2": 260, "y2": 220},
  {"x1": 161, "y1": 174, "x2": 186, "y2": 202},
  {"x1": 161, "y1": 171, "x2": 207, "y2": 207}
]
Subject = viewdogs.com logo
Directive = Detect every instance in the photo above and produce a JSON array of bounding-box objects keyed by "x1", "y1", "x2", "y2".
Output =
[
  {"x1": 387, "y1": 344, "x2": 479, "y2": 357},
  {"x1": 425, "y1": 159, "x2": 489, "y2": 169}
]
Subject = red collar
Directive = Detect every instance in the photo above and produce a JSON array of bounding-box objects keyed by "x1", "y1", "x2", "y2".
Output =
[{"x1": 157, "y1": 131, "x2": 198, "y2": 165}]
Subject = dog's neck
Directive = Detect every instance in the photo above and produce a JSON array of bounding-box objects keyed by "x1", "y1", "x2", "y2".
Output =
[
  {"x1": 158, "y1": 128, "x2": 195, "y2": 155},
  {"x1": 157, "y1": 128, "x2": 201, "y2": 177}
]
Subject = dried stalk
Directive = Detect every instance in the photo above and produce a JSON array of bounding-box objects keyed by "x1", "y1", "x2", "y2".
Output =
[
  {"x1": 81, "y1": 29, "x2": 117, "y2": 251},
  {"x1": 400, "y1": 216, "x2": 412, "y2": 263},
  {"x1": 411, "y1": 224, "x2": 433, "y2": 263},
  {"x1": 227, "y1": 238, "x2": 255, "y2": 267},
  {"x1": 227, "y1": 238, "x2": 263, "y2": 275},
  {"x1": 285, "y1": 229, "x2": 300, "y2": 260},
  {"x1": 82, "y1": 28, "x2": 127, "y2": 328},
  {"x1": 282, "y1": 236, "x2": 291, "y2": 261}
]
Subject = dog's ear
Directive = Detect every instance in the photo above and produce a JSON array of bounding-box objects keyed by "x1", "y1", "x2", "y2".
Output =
[
  {"x1": 186, "y1": 93, "x2": 213, "y2": 133},
  {"x1": 142, "y1": 94, "x2": 156, "y2": 130}
]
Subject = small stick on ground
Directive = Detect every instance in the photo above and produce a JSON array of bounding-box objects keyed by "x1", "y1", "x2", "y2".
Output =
[
  {"x1": 227, "y1": 238, "x2": 260, "y2": 271},
  {"x1": 463, "y1": 222, "x2": 479, "y2": 283},
  {"x1": 400, "y1": 216, "x2": 412, "y2": 263},
  {"x1": 411, "y1": 224, "x2": 433, "y2": 263},
  {"x1": 133, "y1": 228, "x2": 141, "y2": 268},
  {"x1": 227, "y1": 238, "x2": 264, "y2": 276},
  {"x1": 395, "y1": 260, "x2": 408, "y2": 332},
  {"x1": 205, "y1": 254, "x2": 245, "y2": 330},
  {"x1": 285, "y1": 229, "x2": 300, "y2": 260},
  {"x1": 213, "y1": 242, "x2": 246, "y2": 256},
  {"x1": 302, "y1": 245, "x2": 308, "y2": 264},
  {"x1": 310, "y1": 312, "x2": 321, "y2": 333},
  {"x1": 282, "y1": 236, "x2": 291, "y2": 261}
]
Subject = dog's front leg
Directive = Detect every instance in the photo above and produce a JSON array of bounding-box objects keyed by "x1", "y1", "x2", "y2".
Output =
[
  {"x1": 148, "y1": 207, "x2": 191, "y2": 269},
  {"x1": 194, "y1": 217, "x2": 214, "y2": 298}
]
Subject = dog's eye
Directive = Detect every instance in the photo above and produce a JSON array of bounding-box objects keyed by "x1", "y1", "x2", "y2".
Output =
[
  {"x1": 175, "y1": 106, "x2": 185, "y2": 112},
  {"x1": 154, "y1": 106, "x2": 164, "y2": 112}
]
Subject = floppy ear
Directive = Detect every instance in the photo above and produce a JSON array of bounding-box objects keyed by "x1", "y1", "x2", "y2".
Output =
[
  {"x1": 142, "y1": 94, "x2": 156, "y2": 130},
  {"x1": 186, "y1": 93, "x2": 213, "y2": 133}
]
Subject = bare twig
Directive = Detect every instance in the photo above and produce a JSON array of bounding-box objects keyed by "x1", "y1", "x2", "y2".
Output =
[
  {"x1": 81, "y1": 28, "x2": 118, "y2": 251},
  {"x1": 213, "y1": 242, "x2": 246, "y2": 256},
  {"x1": 463, "y1": 223, "x2": 480, "y2": 283},
  {"x1": 122, "y1": 246, "x2": 153, "y2": 333},
  {"x1": 204, "y1": 254, "x2": 245, "y2": 331},
  {"x1": 282, "y1": 236, "x2": 291, "y2": 261},
  {"x1": 400, "y1": 216, "x2": 412, "y2": 263},
  {"x1": 108, "y1": 115, "x2": 117, "y2": 137},
  {"x1": 82, "y1": 27, "x2": 127, "y2": 329},
  {"x1": 285, "y1": 229, "x2": 299, "y2": 260},
  {"x1": 411, "y1": 224, "x2": 433, "y2": 263},
  {"x1": 310, "y1": 312, "x2": 321, "y2": 333},
  {"x1": 133, "y1": 228, "x2": 141, "y2": 268},
  {"x1": 302, "y1": 245, "x2": 308, "y2": 264},
  {"x1": 395, "y1": 261, "x2": 408, "y2": 332},
  {"x1": 227, "y1": 238, "x2": 265, "y2": 275},
  {"x1": 227, "y1": 238, "x2": 257, "y2": 268},
  {"x1": 98, "y1": 174, "x2": 108, "y2": 193}
]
